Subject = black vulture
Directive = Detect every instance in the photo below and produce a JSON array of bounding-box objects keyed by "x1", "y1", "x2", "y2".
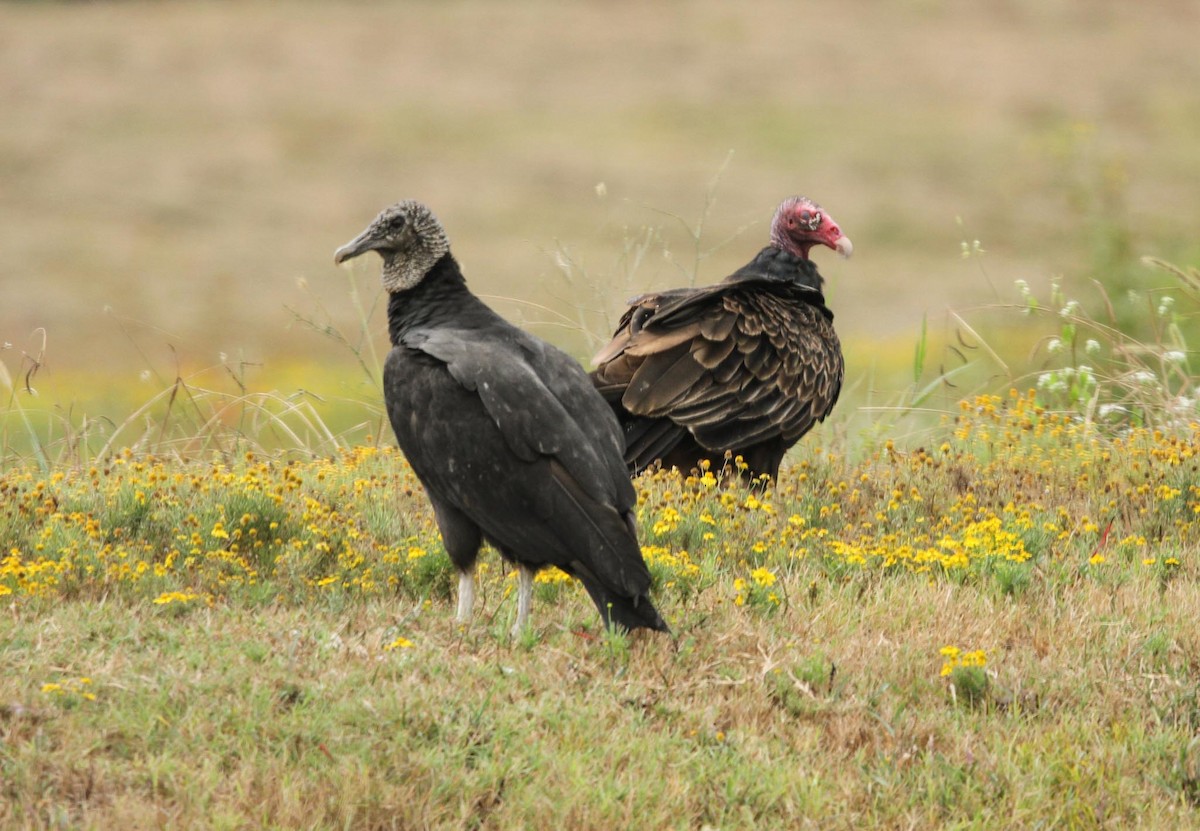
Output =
[
  {"x1": 334, "y1": 200, "x2": 668, "y2": 635},
  {"x1": 591, "y1": 196, "x2": 850, "y2": 483}
]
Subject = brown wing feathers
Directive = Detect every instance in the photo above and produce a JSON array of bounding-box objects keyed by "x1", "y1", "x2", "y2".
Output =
[{"x1": 592, "y1": 284, "x2": 843, "y2": 480}]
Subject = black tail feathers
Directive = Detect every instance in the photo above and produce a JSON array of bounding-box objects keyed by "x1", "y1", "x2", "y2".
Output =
[{"x1": 579, "y1": 580, "x2": 670, "y2": 634}]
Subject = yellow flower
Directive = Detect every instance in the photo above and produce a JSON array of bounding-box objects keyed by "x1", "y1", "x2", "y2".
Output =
[
  {"x1": 153, "y1": 591, "x2": 199, "y2": 605},
  {"x1": 733, "y1": 577, "x2": 747, "y2": 606},
  {"x1": 41, "y1": 676, "x2": 97, "y2": 701},
  {"x1": 652, "y1": 507, "x2": 682, "y2": 536},
  {"x1": 750, "y1": 567, "x2": 777, "y2": 587},
  {"x1": 962, "y1": 649, "x2": 987, "y2": 668},
  {"x1": 384, "y1": 637, "x2": 414, "y2": 651},
  {"x1": 534, "y1": 567, "x2": 572, "y2": 584},
  {"x1": 938, "y1": 645, "x2": 960, "y2": 676},
  {"x1": 940, "y1": 645, "x2": 986, "y2": 676},
  {"x1": 1155, "y1": 485, "x2": 1181, "y2": 501}
]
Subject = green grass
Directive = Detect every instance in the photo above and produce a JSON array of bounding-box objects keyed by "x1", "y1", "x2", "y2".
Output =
[
  {"x1": 4, "y1": 4, "x2": 1200, "y2": 824},
  {"x1": 3, "y1": 393, "x2": 1199, "y2": 828}
]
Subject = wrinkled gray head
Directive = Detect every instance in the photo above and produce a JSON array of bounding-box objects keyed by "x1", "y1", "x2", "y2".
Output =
[{"x1": 333, "y1": 200, "x2": 451, "y2": 293}]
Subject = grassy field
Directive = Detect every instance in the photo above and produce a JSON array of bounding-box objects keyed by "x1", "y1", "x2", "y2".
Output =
[
  {"x1": 3, "y1": 0, "x2": 1198, "y2": 461},
  {"x1": 3, "y1": 1, "x2": 1200, "y2": 828},
  {"x1": 3, "y1": 393, "x2": 1200, "y2": 828}
]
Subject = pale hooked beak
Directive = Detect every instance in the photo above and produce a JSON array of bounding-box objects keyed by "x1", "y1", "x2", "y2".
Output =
[
  {"x1": 333, "y1": 229, "x2": 378, "y2": 265},
  {"x1": 834, "y1": 235, "x2": 854, "y2": 259}
]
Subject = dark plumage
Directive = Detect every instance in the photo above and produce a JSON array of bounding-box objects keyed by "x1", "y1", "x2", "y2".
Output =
[
  {"x1": 591, "y1": 196, "x2": 850, "y2": 483},
  {"x1": 334, "y1": 200, "x2": 667, "y2": 635}
]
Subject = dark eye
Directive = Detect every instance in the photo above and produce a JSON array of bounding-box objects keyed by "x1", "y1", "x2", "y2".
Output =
[{"x1": 388, "y1": 215, "x2": 406, "y2": 231}]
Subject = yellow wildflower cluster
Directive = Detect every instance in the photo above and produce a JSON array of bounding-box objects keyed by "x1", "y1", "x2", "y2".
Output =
[
  {"x1": 734, "y1": 566, "x2": 781, "y2": 610},
  {"x1": 41, "y1": 676, "x2": 97, "y2": 703},
  {"x1": 641, "y1": 545, "x2": 701, "y2": 583},
  {"x1": 939, "y1": 645, "x2": 987, "y2": 677},
  {"x1": 152, "y1": 591, "x2": 203, "y2": 606},
  {"x1": 0, "y1": 447, "x2": 447, "y2": 605},
  {"x1": 533, "y1": 567, "x2": 574, "y2": 585},
  {"x1": 651, "y1": 506, "x2": 682, "y2": 536},
  {"x1": 0, "y1": 390, "x2": 1195, "y2": 624}
]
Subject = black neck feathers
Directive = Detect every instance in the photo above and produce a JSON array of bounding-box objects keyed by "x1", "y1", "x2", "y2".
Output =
[
  {"x1": 386, "y1": 253, "x2": 495, "y2": 345},
  {"x1": 726, "y1": 246, "x2": 825, "y2": 292}
]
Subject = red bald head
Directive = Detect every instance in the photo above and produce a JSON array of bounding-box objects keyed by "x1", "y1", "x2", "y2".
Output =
[{"x1": 770, "y1": 196, "x2": 853, "y2": 260}]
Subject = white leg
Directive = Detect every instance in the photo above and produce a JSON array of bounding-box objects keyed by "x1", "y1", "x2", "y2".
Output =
[
  {"x1": 511, "y1": 565, "x2": 534, "y2": 637},
  {"x1": 455, "y1": 567, "x2": 475, "y2": 623}
]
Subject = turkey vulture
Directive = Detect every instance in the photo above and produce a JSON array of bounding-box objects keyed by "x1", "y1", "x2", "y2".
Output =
[
  {"x1": 334, "y1": 200, "x2": 668, "y2": 635},
  {"x1": 590, "y1": 196, "x2": 850, "y2": 483}
]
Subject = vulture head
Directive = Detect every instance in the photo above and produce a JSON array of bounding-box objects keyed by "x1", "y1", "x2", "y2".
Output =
[
  {"x1": 334, "y1": 200, "x2": 450, "y2": 292},
  {"x1": 770, "y1": 196, "x2": 853, "y2": 260}
]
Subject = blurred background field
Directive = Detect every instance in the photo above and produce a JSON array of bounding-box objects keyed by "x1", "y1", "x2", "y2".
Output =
[{"x1": 2, "y1": 0, "x2": 1199, "y2": 460}]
